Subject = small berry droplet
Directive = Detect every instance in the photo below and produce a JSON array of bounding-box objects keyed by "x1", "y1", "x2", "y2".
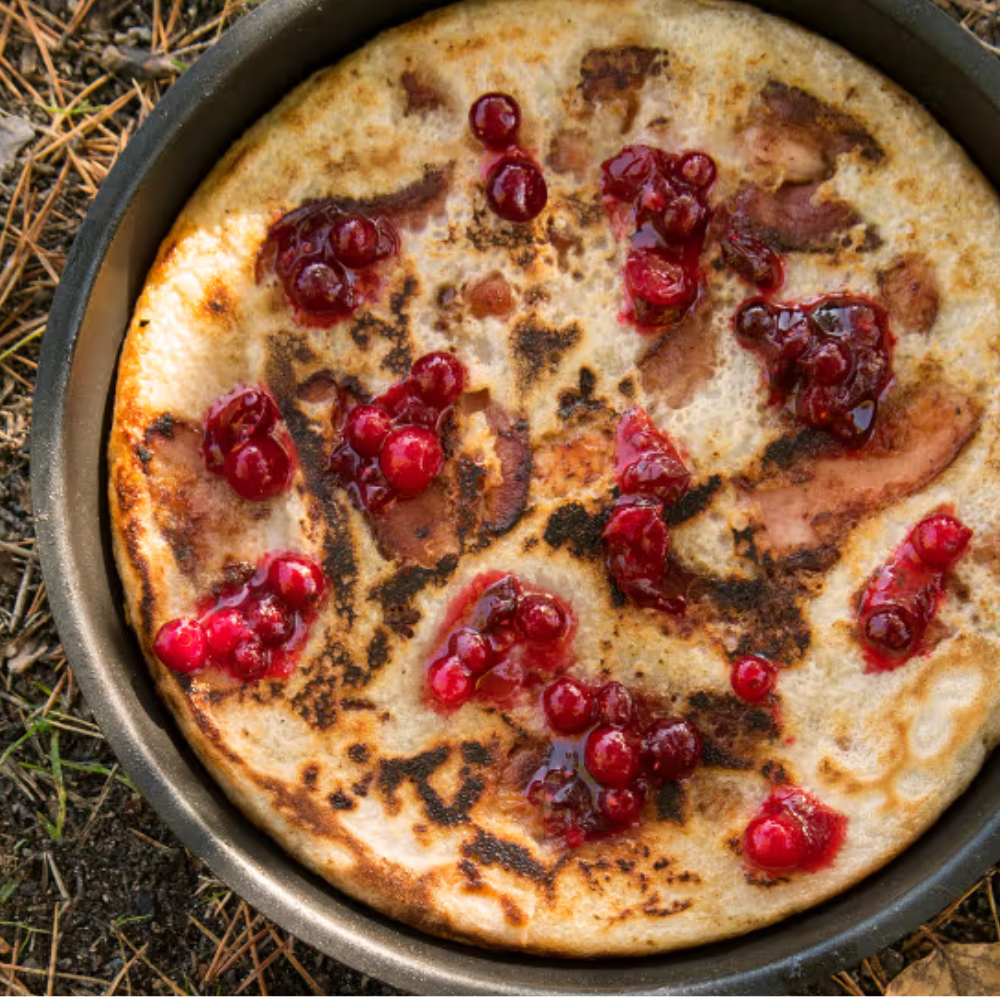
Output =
[
  {"x1": 912, "y1": 513, "x2": 973, "y2": 568},
  {"x1": 204, "y1": 608, "x2": 249, "y2": 659},
  {"x1": 598, "y1": 785, "x2": 645, "y2": 825},
  {"x1": 231, "y1": 633, "x2": 271, "y2": 681}
]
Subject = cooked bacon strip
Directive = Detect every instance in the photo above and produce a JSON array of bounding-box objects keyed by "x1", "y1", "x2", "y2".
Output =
[
  {"x1": 746, "y1": 81, "x2": 883, "y2": 185},
  {"x1": 481, "y1": 402, "x2": 532, "y2": 536},
  {"x1": 744, "y1": 384, "x2": 980, "y2": 556},
  {"x1": 639, "y1": 300, "x2": 718, "y2": 408},
  {"x1": 372, "y1": 481, "x2": 459, "y2": 568},
  {"x1": 878, "y1": 253, "x2": 939, "y2": 334}
]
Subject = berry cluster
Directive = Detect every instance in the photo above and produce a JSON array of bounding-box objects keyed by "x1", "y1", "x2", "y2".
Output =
[
  {"x1": 261, "y1": 201, "x2": 398, "y2": 323},
  {"x1": 602, "y1": 407, "x2": 691, "y2": 614},
  {"x1": 426, "y1": 574, "x2": 572, "y2": 708},
  {"x1": 734, "y1": 296, "x2": 892, "y2": 445},
  {"x1": 468, "y1": 92, "x2": 547, "y2": 223},
  {"x1": 530, "y1": 677, "x2": 705, "y2": 845},
  {"x1": 744, "y1": 786, "x2": 846, "y2": 874},
  {"x1": 152, "y1": 553, "x2": 327, "y2": 682},
  {"x1": 600, "y1": 144, "x2": 716, "y2": 328},
  {"x1": 203, "y1": 386, "x2": 293, "y2": 501},
  {"x1": 859, "y1": 511, "x2": 972, "y2": 670},
  {"x1": 329, "y1": 352, "x2": 465, "y2": 513}
]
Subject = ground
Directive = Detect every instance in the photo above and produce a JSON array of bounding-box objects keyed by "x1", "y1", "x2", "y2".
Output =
[{"x1": 0, "y1": 0, "x2": 998, "y2": 994}]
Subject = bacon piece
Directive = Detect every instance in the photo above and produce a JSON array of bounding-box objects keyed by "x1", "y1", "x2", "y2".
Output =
[
  {"x1": 878, "y1": 253, "x2": 939, "y2": 334},
  {"x1": 746, "y1": 81, "x2": 883, "y2": 185},
  {"x1": 744, "y1": 384, "x2": 980, "y2": 556},
  {"x1": 466, "y1": 273, "x2": 514, "y2": 320},
  {"x1": 639, "y1": 301, "x2": 718, "y2": 408},
  {"x1": 372, "y1": 481, "x2": 458, "y2": 568},
  {"x1": 547, "y1": 128, "x2": 591, "y2": 179},
  {"x1": 481, "y1": 402, "x2": 531, "y2": 536}
]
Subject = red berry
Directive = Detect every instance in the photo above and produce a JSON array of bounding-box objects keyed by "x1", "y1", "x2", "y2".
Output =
[
  {"x1": 657, "y1": 191, "x2": 707, "y2": 241},
  {"x1": 378, "y1": 426, "x2": 443, "y2": 495},
  {"x1": 469, "y1": 92, "x2": 520, "y2": 148},
  {"x1": 515, "y1": 594, "x2": 567, "y2": 644},
  {"x1": 289, "y1": 259, "x2": 353, "y2": 314},
  {"x1": 584, "y1": 726, "x2": 640, "y2": 788},
  {"x1": 731, "y1": 655, "x2": 777, "y2": 703},
  {"x1": 267, "y1": 555, "x2": 325, "y2": 609},
  {"x1": 674, "y1": 151, "x2": 716, "y2": 190},
  {"x1": 912, "y1": 513, "x2": 972, "y2": 568},
  {"x1": 620, "y1": 454, "x2": 691, "y2": 506},
  {"x1": 862, "y1": 605, "x2": 917, "y2": 657},
  {"x1": 329, "y1": 214, "x2": 379, "y2": 268},
  {"x1": 411, "y1": 352, "x2": 466, "y2": 408},
  {"x1": 602, "y1": 502, "x2": 670, "y2": 604},
  {"x1": 246, "y1": 594, "x2": 295, "y2": 647},
  {"x1": 153, "y1": 617, "x2": 207, "y2": 674},
  {"x1": 598, "y1": 785, "x2": 645, "y2": 825},
  {"x1": 485, "y1": 156, "x2": 547, "y2": 223},
  {"x1": 477, "y1": 575, "x2": 521, "y2": 629},
  {"x1": 642, "y1": 718, "x2": 702, "y2": 781},
  {"x1": 601, "y1": 145, "x2": 664, "y2": 202},
  {"x1": 734, "y1": 300, "x2": 776, "y2": 343},
  {"x1": 231, "y1": 633, "x2": 271, "y2": 681},
  {"x1": 476, "y1": 659, "x2": 527, "y2": 704},
  {"x1": 745, "y1": 813, "x2": 807, "y2": 872},
  {"x1": 427, "y1": 655, "x2": 474, "y2": 707},
  {"x1": 595, "y1": 681, "x2": 635, "y2": 727},
  {"x1": 344, "y1": 404, "x2": 392, "y2": 458},
  {"x1": 542, "y1": 677, "x2": 593, "y2": 734},
  {"x1": 203, "y1": 608, "x2": 249, "y2": 659},
  {"x1": 224, "y1": 437, "x2": 291, "y2": 501},
  {"x1": 203, "y1": 387, "x2": 280, "y2": 473},
  {"x1": 722, "y1": 231, "x2": 783, "y2": 289},
  {"x1": 624, "y1": 247, "x2": 696, "y2": 312},
  {"x1": 487, "y1": 623, "x2": 519, "y2": 660},
  {"x1": 448, "y1": 626, "x2": 492, "y2": 675}
]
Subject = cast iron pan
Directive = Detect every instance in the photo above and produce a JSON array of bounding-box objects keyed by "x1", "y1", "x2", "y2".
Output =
[{"x1": 30, "y1": 0, "x2": 1000, "y2": 992}]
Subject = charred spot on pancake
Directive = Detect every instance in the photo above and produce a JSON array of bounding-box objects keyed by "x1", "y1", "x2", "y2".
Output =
[
  {"x1": 466, "y1": 272, "x2": 514, "y2": 319},
  {"x1": 579, "y1": 46, "x2": 669, "y2": 131},
  {"x1": 348, "y1": 743, "x2": 370, "y2": 764},
  {"x1": 370, "y1": 556, "x2": 457, "y2": 636},
  {"x1": 641, "y1": 897, "x2": 694, "y2": 918},
  {"x1": 347, "y1": 275, "x2": 419, "y2": 377},
  {"x1": 401, "y1": 69, "x2": 448, "y2": 116},
  {"x1": 512, "y1": 317, "x2": 582, "y2": 391},
  {"x1": 302, "y1": 764, "x2": 319, "y2": 789},
  {"x1": 655, "y1": 782, "x2": 686, "y2": 825},
  {"x1": 332, "y1": 164, "x2": 452, "y2": 230},
  {"x1": 297, "y1": 370, "x2": 340, "y2": 404},
  {"x1": 146, "y1": 412, "x2": 176, "y2": 440},
  {"x1": 366, "y1": 628, "x2": 391, "y2": 678},
  {"x1": 761, "y1": 760, "x2": 791, "y2": 785},
  {"x1": 558, "y1": 367, "x2": 606, "y2": 419},
  {"x1": 466, "y1": 206, "x2": 541, "y2": 267},
  {"x1": 618, "y1": 377, "x2": 635, "y2": 398},
  {"x1": 502, "y1": 898, "x2": 527, "y2": 927},
  {"x1": 760, "y1": 427, "x2": 836, "y2": 473},
  {"x1": 700, "y1": 737, "x2": 755, "y2": 771},
  {"x1": 458, "y1": 859, "x2": 485, "y2": 889},
  {"x1": 455, "y1": 456, "x2": 488, "y2": 548},
  {"x1": 544, "y1": 502, "x2": 608, "y2": 559},
  {"x1": 688, "y1": 690, "x2": 780, "y2": 744},
  {"x1": 878, "y1": 252, "x2": 939, "y2": 334},
  {"x1": 663, "y1": 475, "x2": 721, "y2": 526},
  {"x1": 462, "y1": 828, "x2": 547, "y2": 882},
  {"x1": 291, "y1": 674, "x2": 338, "y2": 730},
  {"x1": 200, "y1": 276, "x2": 234, "y2": 321},
  {"x1": 378, "y1": 746, "x2": 487, "y2": 827},
  {"x1": 461, "y1": 741, "x2": 493, "y2": 766},
  {"x1": 329, "y1": 790, "x2": 356, "y2": 810}
]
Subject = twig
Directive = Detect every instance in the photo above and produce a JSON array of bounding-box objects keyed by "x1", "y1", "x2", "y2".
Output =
[
  {"x1": 45, "y1": 903, "x2": 59, "y2": 996},
  {"x1": 104, "y1": 943, "x2": 147, "y2": 997}
]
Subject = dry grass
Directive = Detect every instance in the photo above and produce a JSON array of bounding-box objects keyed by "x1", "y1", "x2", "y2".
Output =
[{"x1": 0, "y1": 0, "x2": 998, "y2": 994}]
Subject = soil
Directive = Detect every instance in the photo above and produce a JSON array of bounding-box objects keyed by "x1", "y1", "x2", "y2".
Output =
[{"x1": 0, "y1": 0, "x2": 998, "y2": 995}]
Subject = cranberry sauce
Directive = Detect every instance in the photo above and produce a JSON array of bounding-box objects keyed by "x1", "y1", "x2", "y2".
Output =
[
  {"x1": 203, "y1": 385, "x2": 293, "y2": 501},
  {"x1": 329, "y1": 352, "x2": 465, "y2": 513},
  {"x1": 734, "y1": 296, "x2": 893, "y2": 446},
  {"x1": 259, "y1": 201, "x2": 399, "y2": 325},
  {"x1": 744, "y1": 785, "x2": 846, "y2": 874},
  {"x1": 858, "y1": 511, "x2": 972, "y2": 671},
  {"x1": 602, "y1": 407, "x2": 691, "y2": 614},
  {"x1": 730, "y1": 654, "x2": 778, "y2": 703},
  {"x1": 530, "y1": 676, "x2": 704, "y2": 845},
  {"x1": 600, "y1": 145, "x2": 716, "y2": 330},
  {"x1": 425, "y1": 573, "x2": 573, "y2": 709},
  {"x1": 468, "y1": 92, "x2": 547, "y2": 223},
  {"x1": 721, "y1": 229, "x2": 784, "y2": 290},
  {"x1": 152, "y1": 552, "x2": 327, "y2": 682}
]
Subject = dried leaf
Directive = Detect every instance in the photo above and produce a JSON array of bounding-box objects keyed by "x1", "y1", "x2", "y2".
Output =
[
  {"x1": 0, "y1": 116, "x2": 35, "y2": 175},
  {"x1": 3, "y1": 637, "x2": 47, "y2": 674},
  {"x1": 100, "y1": 45, "x2": 179, "y2": 82},
  {"x1": 888, "y1": 943, "x2": 1000, "y2": 996}
]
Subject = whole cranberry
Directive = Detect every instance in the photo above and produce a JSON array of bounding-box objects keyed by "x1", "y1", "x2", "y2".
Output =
[
  {"x1": 487, "y1": 623, "x2": 519, "y2": 660},
  {"x1": 485, "y1": 156, "x2": 547, "y2": 223},
  {"x1": 289, "y1": 259, "x2": 353, "y2": 314},
  {"x1": 722, "y1": 232, "x2": 783, "y2": 290},
  {"x1": 329, "y1": 214, "x2": 380, "y2": 268},
  {"x1": 731, "y1": 655, "x2": 777, "y2": 703},
  {"x1": 515, "y1": 594, "x2": 568, "y2": 644},
  {"x1": 912, "y1": 513, "x2": 973, "y2": 568},
  {"x1": 862, "y1": 605, "x2": 917, "y2": 656},
  {"x1": 657, "y1": 192, "x2": 707, "y2": 241},
  {"x1": 624, "y1": 247, "x2": 697, "y2": 315},
  {"x1": 469, "y1": 92, "x2": 520, "y2": 148},
  {"x1": 598, "y1": 785, "x2": 645, "y2": 825},
  {"x1": 584, "y1": 726, "x2": 640, "y2": 788},
  {"x1": 620, "y1": 454, "x2": 691, "y2": 506},
  {"x1": 803, "y1": 341, "x2": 851, "y2": 386},
  {"x1": 267, "y1": 555, "x2": 325, "y2": 609},
  {"x1": 643, "y1": 718, "x2": 703, "y2": 781},
  {"x1": 203, "y1": 608, "x2": 249, "y2": 659},
  {"x1": 734, "y1": 300, "x2": 776, "y2": 343},
  {"x1": 477, "y1": 575, "x2": 521, "y2": 628},
  {"x1": 542, "y1": 677, "x2": 593, "y2": 734},
  {"x1": 247, "y1": 594, "x2": 295, "y2": 647},
  {"x1": 224, "y1": 437, "x2": 291, "y2": 501},
  {"x1": 674, "y1": 151, "x2": 716, "y2": 190},
  {"x1": 601, "y1": 145, "x2": 663, "y2": 202},
  {"x1": 602, "y1": 502, "x2": 670, "y2": 594},
  {"x1": 378, "y1": 426, "x2": 443, "y2": 495},
  {"x1": 411, "y1": 352, "x2": 466, "y2": 408},
  {"x1": 476, "y1": 659, "x2": 527, "y2": 704},
  {"x1": 427, "y1": 655, "x2": 474, "y2": 707},
  {"x1": 448, "y1": 626, "x2": 492, "y2": 675},
  {"x1": 203, "y1": 388, "x2": 280, "y2": 472},
  {"x1": 528, "y1": 767, "x2": 593, "y2": 840},
  {"x1": 153, "y1": 617, "x2": 207, "y2": 674},
  {"x1": 388, "y1": 394, "x2": 439, "y2": 430},
  {"x1": 344, "y1": 404, "x2": 392, "y2": 458},
  {"x1": 745, "y1": 812, "x2": 807, "y2": 872},
  {"x1": 595, "y1": 681, "x2": 635, "y2": 727},
  {"x1": 231, "y1": 633, "x2": 271, "y2": 681}
]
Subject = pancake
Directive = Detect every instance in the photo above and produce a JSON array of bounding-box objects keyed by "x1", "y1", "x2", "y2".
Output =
[{"x1": 108, "y1": 0, "x2": 1000, "y2": 956}]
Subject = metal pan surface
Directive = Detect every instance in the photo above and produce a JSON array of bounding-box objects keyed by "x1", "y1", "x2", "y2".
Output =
[{"x1": 30, "y1": 0, "x2": 1000, "y2": 992}]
